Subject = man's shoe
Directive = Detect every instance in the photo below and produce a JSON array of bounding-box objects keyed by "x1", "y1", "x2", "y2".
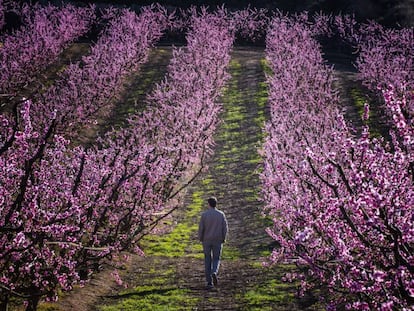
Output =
[
  {"x1": 206, "y1": 283, "x2": 214, "y2": 290},
  {"x1": 212, "y1": 273, "x2": 218, "y2": 286}
]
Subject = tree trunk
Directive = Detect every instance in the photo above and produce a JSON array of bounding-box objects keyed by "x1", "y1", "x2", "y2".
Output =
[
  {"x1": 25, "y1": 296, "x2": 39, "y2": 311},
  {"x1": 0, "y1": 297, "x2": 9, "y2": 311}
]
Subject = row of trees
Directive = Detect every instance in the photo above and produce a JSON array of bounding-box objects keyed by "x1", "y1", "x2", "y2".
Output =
[
  {"x1": 30, "y1": 5, "x2": 172, "y2": 135},
  {"x1": 261, "y1": 13, "x2": 413, "y2": 310},
  {"x1": 0, "y1": 4, "x2": 251, "y2": 310},
  {"x1": 352, "y1": 20, "x2": 413, "y2": 157},
  {"x1": 0, "y1": 2, "x2": 95, "y2": 96},
  {"x1": 0, "y1": 4, "x2": 171, "y2": 310}
]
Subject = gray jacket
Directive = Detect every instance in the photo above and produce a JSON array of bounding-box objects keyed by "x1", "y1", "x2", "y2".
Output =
[{"x1": 198, "y1": 208, "x2": 228, "y2": 243}]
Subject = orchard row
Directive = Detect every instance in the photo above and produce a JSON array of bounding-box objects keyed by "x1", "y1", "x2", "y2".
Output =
[
  {"x1": 0, "y1": 4, "x2": 266, "y2": 310},
  {"x1": 261, "y1": 12, "x2": 413, "y2": 311},
  {"x1": 1, "y1": 2, "x2": 413, "y2": 310}
]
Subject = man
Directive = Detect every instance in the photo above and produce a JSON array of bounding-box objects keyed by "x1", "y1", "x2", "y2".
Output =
[{"x1": 198, "y1": 196, "x2": 228, "y2": 289}]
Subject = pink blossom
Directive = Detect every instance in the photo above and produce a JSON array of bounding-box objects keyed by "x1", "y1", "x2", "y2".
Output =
[{"x1": 261, "y1": 13, "x2": 413, "y2": 310}]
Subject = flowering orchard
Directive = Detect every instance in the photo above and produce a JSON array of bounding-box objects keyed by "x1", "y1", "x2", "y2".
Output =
[
  {"x1": 0, "y1": 5, "x2": 172, "y2": 309},
  {"x1": 261, "y1": 13, "x2": 413, "y2": 311},
  {"x1": 0, "y1": 2, "x2": 413, "y2": 311},
  {"x1": 0, "y1": 3, "x2": 270, "y2": 310},
  {"x1": 353, "y1": 21, "x2": 414, "y2": 158},
  {"x1": 0, "y1": 2, "x2": 95, "y2": 96}
]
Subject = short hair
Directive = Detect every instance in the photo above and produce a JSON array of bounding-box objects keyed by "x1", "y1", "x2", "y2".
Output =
[{"x1": 207, "y1": 196, "x2": 217, "y2": 208}]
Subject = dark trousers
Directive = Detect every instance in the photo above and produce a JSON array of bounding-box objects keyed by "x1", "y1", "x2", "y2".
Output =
[{"x1": 202, "y1": 242, "x2": 223, "y2": 285}]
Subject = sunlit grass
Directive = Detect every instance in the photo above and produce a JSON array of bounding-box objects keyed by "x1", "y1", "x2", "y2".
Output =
[
  {"x1": 98, "y1": 256, "x2": 198, "y2": 310},
  {"x1": 260, "y1": 58, "x2": 272, "y2": 76},
  {"x1": 142, "y1": 191, "x2": 205, "y2": 258},
  {"x1": 350, "y1": 87, "x2": 383, "y2": 138},
  {"x1": 37, "y1": 303, "x2": 61, "y2": 311},
  {"x1": 222, "y1": 245, "x2": 241, "y2": 260},
  {"x1": 350, "y1": 87, "x2": 366, "y2": 116},
  {"x1": 100, "y1": 286, "x2": 198, "y2": 311},
  {"x1": 237, "y1": 264, "x2": 301, "y2": 310},
  {"x1": 241, "y1": 279, "x2": 295, "y2": 310},
  {"x1": 254, "y1": 80, "x2": 268, "y2": 127}
]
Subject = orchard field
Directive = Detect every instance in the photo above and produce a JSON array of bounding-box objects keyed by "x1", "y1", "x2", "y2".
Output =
[{"x1": 0, "y1": 1, "x2": 413, "y2": 310}]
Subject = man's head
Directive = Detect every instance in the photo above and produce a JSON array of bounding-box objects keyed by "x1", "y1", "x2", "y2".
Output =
[{"x1": 207, "y1": 196, "x2": 217, "y2": 208}]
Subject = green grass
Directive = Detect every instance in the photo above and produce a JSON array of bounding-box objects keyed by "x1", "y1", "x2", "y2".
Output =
[
  {"x1": 260, "y1": 58, "x2": 272, "y2": 77},
  {"x1": 216, "y1": 59, "x2": 247, "y2": 172},
  {"x1": 254, "y1": 81, "x2": 268, "y2": 127},
  {"x1": 99, "y1": 261, "x2": 198, "y2": 311},
  {"x1": 142, "y1": 222, "x2": 198, "y2": 257},
  {"x1": 220, "y1": 60, "x2": 245, "y2": 136},
  {"x1": 215, "y1": 56, "x2": 270, "y2": 263},
  {"x1": 229, "y1": 59, "x2": 242, "y2": 76},
  {"x1": 221, "y1": 244, "x2": 241, "y2": 260},
  {"x1": 100, "y1": 286, "x2": 198, "y2": 311},
  {"x1": 238, "y1": 266, "x2": 298, "y2": 311},
  {"x1": 350, "y1": 87, "x2": 366, "y2": 117},
  {"x1": 37, "y1": 303, "x2": 61, "y2": 311},
  {"x1": 215, "y1": 163, "x2": 226, "y2": 170},
  {"x1": 350, "y1": 87, "x2": 383, "y2": 137},
  {"x1": 241, "y1": 279, "x2": 295, "y2": 311},
  {"x1": 141, "y1": 191, "x2": 205, "y2": 258}
]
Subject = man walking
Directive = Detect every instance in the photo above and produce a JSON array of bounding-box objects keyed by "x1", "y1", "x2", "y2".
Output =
[{"x1": 198, "y1": 196, "x2": 228, "y2": 290}]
